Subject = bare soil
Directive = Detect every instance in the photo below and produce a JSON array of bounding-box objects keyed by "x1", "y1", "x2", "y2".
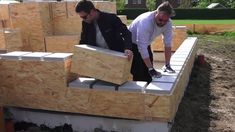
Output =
[{"x1": 171, "y1": 34, "x2": 235, "y2": 132}]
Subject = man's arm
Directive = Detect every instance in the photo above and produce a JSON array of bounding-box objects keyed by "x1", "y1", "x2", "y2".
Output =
[{"x1": 165, "y1": 47, "x2": 171, "y2": 65}]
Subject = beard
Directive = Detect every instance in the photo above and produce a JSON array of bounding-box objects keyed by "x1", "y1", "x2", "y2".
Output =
[{"x1": 156, "y1": 22, "x2": 165, "y2": 27}]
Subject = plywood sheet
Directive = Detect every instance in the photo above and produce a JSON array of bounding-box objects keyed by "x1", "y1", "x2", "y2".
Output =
[
  {"x1": 53, "y1": 17, "x2": 82, "y2": 35},
  {"x1": 0, "y1": 29, "x2": 6, "y2": 49},
  {"x1": 72, "y1": 45, "x2": 132, "y2": 85},
  {"x1": 45, "y1": 35, "x2": 80, "y2": 52},
  {"x1": 51, "y1": 1, "x2": 67, "y2": 19},
  {"x1": 9, "y1": 3, "x2": 47, "y2": 51},
  {"x1": 4, "y1": 28, "x2": 23, "y2": 51}
]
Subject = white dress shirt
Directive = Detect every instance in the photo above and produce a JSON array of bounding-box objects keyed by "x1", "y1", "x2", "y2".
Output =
[{"x1": 128, "y1": 11, "x2": 173, "y2": 59}]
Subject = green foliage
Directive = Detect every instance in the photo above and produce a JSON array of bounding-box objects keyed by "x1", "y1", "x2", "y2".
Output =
[
  {"x1": 107, "y1": 0, "x2": 125, "y2": 10},
  {"x1": 195, "y1": 1, "x2": 210, "y2": 8},
  {"x1": 146, "y1": 0, "x2": 156, "y2": 11}
]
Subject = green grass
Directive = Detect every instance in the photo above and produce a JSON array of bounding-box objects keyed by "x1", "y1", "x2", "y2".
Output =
[
  {"x1": 172, "y1": 19, "x2": 235, "y2": 25},
  {"x1": 128, "y1": 19, "x2": 235, "y2": 25}
]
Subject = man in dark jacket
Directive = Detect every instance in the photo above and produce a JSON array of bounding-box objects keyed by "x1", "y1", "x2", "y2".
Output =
[{"x1": 75, "y1": 0, "x2": 133, "y2": 60}]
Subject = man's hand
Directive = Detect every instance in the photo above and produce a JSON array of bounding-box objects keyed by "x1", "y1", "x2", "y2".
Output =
[
  {"x1": 124, "y1": 49, "x2": 133, "y2": 61},
  {"x1": 148, "y1": 68, "x2": 162, "y2": 79},
  {"x1": 163, "y1": 64, "x2": 175, "y2": 73}
]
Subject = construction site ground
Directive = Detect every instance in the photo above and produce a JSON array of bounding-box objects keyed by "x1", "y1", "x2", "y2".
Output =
[
  {"x1": 11, "y1": 34, "x2": 235, "y2": 132},
  {"x1": 172, "y1": 34, "x2": 235, "y2": 132}
]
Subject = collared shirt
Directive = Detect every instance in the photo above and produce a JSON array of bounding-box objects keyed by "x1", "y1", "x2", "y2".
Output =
[{"x1": 128, "y1": 11, "x2": 173, "y2": 59}]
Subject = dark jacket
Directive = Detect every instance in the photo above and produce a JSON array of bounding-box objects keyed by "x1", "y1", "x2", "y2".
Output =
[{"x1": 79, "y1": 10, "x2": 132, "y2": 52}]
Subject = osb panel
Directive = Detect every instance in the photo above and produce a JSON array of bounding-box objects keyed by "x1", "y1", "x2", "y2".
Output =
[
  {"x1": 93, "y1": 1, "x2": 116, "y2": 14},
  {"x1": 4, "y1": 28, "x2": 23, "y2": 51},
  {"x1": 0, "y1": 4, "x2": 10, "y2": 20},
  {"x1": 144, "y1": 94, "x2": 171, "y2": 121},
  {"x1": 151, "y1": 28, "x2": 187, "y2": 52},
  {"x1": 53, "y1": 17, "x2": 82, "y2": 35},
  {"x1": 6, "y1": 86, "x2": 67, "y2": 110},
  {"x1": 118, "y1": 15, "x2": 127, "y2": 25},
  {"x1": 0, "y1": 4, "x2": 12, "y2": 28},
  {"x1": 59, "y1": 89, "x2": 145, "y2": 119},
  {"x1": 0, "y1": 30, "x2": 6, "y2": 49},
  {"x1": 67, "y1": 1, "x2": 116, "y2": 18},
  {"x1": 39, "y1": 3, "x2": 53, "y2": 36},
  {"x1": 51, "y1": 1, "x2": 67, "y2": 19},
  {"x1": 0, "y1": 59, "x2": 69, "y2": 91},
  {"x1": 9, "y1": 3, "x2": 46, "y2": 51},
  {"x1": 72, "y1": 45, "x2": 132, "y2": 85},
  {"x1": 45, "y1": 35, "x2": 80, "y2": 52}
]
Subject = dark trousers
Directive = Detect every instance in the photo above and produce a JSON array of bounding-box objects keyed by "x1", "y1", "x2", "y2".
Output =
[{"x1": 131, "y1": 44, "x2": 153, "y2": 83}]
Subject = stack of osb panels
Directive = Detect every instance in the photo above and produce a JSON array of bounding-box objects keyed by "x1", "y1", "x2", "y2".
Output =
[
  {"x1": 0, "y1": 38, "x2": 198, "y2": 122},
  {"x1": 0, "y1": 52, "x2": 76, "y2": 109},
  {"x1": 151, "y1": 26, "x2": 187, "y2": 52},
  {"x1": 0, "y1": 28, "x2": 23, "y2": 51},
  {"x1": 9, "y1": 2, "x2": 53, "y2": 51},
  {"x1": 45, "y1": 35, "x2": 80, "y2": 52}
]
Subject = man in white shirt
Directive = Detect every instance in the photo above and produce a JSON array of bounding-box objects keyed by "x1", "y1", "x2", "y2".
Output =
[{"x1": 128, "y1": 1, "x2": 175, "y2": 83}]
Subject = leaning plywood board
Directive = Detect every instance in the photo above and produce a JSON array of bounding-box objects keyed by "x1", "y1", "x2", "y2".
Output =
[
  {"x1": 45, "y1": 35, "x2": 80, "y2": 52},
  {"x1": 9, "y1": 2, "x2": 52, "y2": 51},
  {"x1": 72, "y1": 45, "x2": 132, "y2": 85}
]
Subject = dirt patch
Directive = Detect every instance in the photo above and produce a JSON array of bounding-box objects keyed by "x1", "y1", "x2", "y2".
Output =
[{"x1": 171, "y1": 34, "x2": 235, "y2": 132}]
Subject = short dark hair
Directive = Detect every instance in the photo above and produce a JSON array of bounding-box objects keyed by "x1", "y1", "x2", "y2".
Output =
[
  {"x1": 75, "y1": 0, "x2": 95, "y2": 14},
  {"x1": 157, "y1": 1, "x2": 175, "y2": 17}
]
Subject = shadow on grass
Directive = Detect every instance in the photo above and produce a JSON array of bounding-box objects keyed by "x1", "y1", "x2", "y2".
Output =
[{"x1": 171, "y1": 58, "x2": 215, "y2": 132}]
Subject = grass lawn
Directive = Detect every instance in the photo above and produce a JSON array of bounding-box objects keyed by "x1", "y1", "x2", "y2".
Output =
[
  {"x1": 127, "y1": 19, "x2": 235, "y2": 25},
  {"x1": 172, "y1": 19, "x2": 235, "y2": 25}
]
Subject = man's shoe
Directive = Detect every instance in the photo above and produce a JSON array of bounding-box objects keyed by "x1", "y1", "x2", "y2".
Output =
[
  {"x1": 163, "y1": 64, "x2": 176, "y2": 73},
  {"x1": 148, "y1": 68, "x2": 162, "y2": 78}
]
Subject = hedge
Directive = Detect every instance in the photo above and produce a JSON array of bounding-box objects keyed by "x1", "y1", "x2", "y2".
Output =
[{"x1": 117, "y1": 8, "x2": 235, "y2": 19}]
